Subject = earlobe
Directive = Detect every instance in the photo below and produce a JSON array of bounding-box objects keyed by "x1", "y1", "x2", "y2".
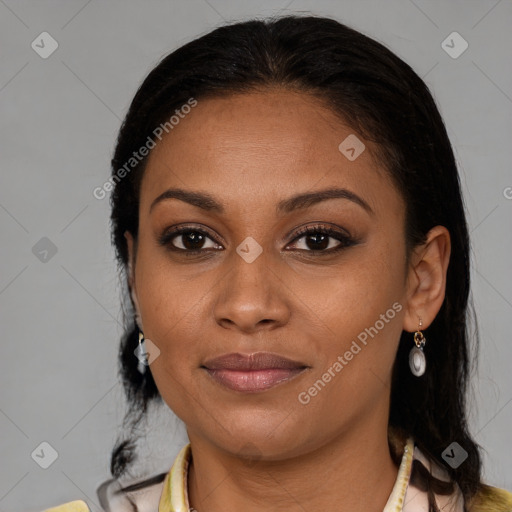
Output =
[{"x1": 403, "y1": 225, "x2": 451, "y2": 333}]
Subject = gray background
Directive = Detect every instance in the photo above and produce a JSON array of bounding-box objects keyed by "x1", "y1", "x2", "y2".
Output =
[{"x1": 1, "y1": 1, "x2": 511, "y2": 510}]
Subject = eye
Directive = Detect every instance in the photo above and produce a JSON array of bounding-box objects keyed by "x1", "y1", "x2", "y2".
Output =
[
  {"x1": 158, "y1": 226, "x2": 222, "y2": 254},
  {"x1": 287, "y1": 224, "x2": 355, "y2": 253},
  {"x1": 158, "y1": 223, "x2": 356, "y2": 257}
]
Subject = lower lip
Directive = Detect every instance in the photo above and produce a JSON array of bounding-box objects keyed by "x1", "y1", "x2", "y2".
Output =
[{"x1": 204, "y1": 368, "x2": 306, "y2": 392}]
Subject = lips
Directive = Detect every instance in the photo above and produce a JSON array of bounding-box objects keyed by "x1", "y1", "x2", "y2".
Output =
[
  {"x1": 202, "y1": 352, "x2": 308, "y2": 393},
  {"x1": 203, "y1": 352, "x2": 307, "y2": 371}
]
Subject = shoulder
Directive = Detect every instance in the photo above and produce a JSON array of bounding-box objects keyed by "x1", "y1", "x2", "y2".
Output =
[
  {"x1": 42, "y1": 501, "x2": 91, "y2": 512},
  {"x1": 42, "y1": 471, "x2": 168, "y2": 512},
  {"x1": 467, "y1": 484, "x2": 512, "y2": 512},
  {"x1": 406, "y1": 445, "x2": 512, "y2": 512},
  {"x1": 404, "y1": 446, "x2": 512, "y2": 512}
]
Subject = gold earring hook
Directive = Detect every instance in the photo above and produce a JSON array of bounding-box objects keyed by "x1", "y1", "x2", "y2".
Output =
[{"x1": 414, "y1": 318, "x2": 425, "y2": 348}]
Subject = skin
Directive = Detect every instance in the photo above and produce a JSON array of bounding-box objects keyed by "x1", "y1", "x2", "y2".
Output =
[{"x1": 125, "y1": 88, "x2": 451, "y2": 512}]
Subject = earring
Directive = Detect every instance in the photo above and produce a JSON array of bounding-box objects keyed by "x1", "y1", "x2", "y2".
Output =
[
  {"x1": 136, "y1": 331, "x2": 148, "y2": 374},
  {"x1": 409, "y1": 319, "x2": 426, "y2": 377}
]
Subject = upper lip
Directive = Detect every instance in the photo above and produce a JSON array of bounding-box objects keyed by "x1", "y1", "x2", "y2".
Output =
[{"x1": 202, "y1": 352, "x2": 308, "y2": 371}]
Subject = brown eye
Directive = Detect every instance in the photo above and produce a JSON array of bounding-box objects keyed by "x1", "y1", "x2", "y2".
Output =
[
  {"x1": 173, "y1": 231, "x2": 209, "y2": 251},
  {"x1": 288, "y1": 225, "x2": 355, "y2": 254},
  {"x1": 158, "y1": 226, "x2": 223, "y2": 254}
]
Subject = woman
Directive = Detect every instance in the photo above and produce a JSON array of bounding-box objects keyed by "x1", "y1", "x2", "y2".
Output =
[{"x1": 44, "y1": 14, "x2": 512, "y2": 512}]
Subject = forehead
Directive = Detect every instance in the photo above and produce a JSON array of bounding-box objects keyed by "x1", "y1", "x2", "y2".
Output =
[{"x1": 140, "y1": 89, "x2": 402, "y2": 218}]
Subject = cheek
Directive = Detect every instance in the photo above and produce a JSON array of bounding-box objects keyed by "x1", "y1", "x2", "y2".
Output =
[
  {"x1": 134, "y1": 243, "x2": 202, "y2": 360},
  {"x1": 307, "y1": 240, "x2": 406, "y2": 376},
  {"x1": 317, "y1": 242, "x2": 404, "y2": 321},
  {"x1": 136, "y1": 259, "x2": 205, "y2": 416},
  {"x1": 138, "y1": 281, "x2": 203, "y2": 354}
]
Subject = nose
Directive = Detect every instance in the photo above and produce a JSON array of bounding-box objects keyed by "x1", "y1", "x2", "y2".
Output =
[{"x1": 213, "y1": 249, "x2": 291, "y2": 334}]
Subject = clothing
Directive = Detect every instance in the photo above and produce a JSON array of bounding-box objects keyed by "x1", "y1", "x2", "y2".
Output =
[{"x1": 43, "y1": 437, "x2": 512, "y2": 512}]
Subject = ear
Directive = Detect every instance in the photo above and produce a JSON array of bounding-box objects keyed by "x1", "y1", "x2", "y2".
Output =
[
  {"x1": 124, "y1": 230, "x2": 143, "y2": 331},
  {"x1": 403, "y1": 225, "x2": 451, "y2": 332}
]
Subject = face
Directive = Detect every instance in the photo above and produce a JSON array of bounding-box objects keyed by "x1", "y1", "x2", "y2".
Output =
[{"x1": 126, "y1": 89, "x2": 411, "y2": 460}]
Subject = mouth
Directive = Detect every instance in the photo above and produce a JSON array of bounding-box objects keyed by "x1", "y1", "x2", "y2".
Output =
[{"x1": 201, "y1": 352, "x2": 309, "y2": 393}]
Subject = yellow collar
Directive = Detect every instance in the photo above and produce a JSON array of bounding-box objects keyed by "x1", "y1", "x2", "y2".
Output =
[{"x1": 158, "y1": 438, "x2": 415, "y2": 512}]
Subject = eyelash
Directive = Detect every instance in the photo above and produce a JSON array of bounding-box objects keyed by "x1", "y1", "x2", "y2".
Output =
[{"x1": 158, "y1": 224, "x2": 356, "y2": 257}]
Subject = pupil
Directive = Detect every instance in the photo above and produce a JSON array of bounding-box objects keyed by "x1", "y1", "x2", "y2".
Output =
[
  {"x1": 183, "y1": 232, "x2": 204, "y2": 250},
  {"x1": 306, "y1": 234, "x2": 328, "y2": 250}
]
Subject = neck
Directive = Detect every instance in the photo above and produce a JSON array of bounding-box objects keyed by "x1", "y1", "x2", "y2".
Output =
[{"x1": 186, "y1": 423, "x2": 401, "y2": 512}]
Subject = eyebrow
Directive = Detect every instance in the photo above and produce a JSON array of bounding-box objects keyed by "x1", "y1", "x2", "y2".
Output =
[{"x1": 149, "y1": 187, "x2": 374, "y2": 216}]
